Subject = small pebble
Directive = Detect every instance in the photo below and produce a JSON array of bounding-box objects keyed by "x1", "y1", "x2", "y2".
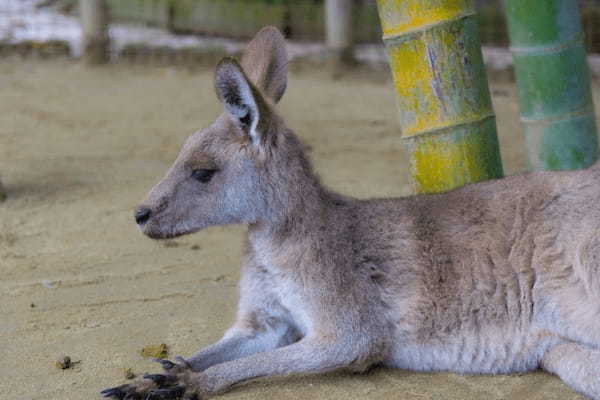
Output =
[{"x1": 41, "y1": 280, "x2": 57, "y2": 289}]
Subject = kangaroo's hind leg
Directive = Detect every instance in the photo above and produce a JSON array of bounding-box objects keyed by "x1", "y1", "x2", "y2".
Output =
[{"x1": 542, "y1": 342, "x2": 600, "y2": 400}]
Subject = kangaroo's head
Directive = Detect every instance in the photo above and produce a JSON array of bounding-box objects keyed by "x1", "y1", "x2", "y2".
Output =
[{"x1": 135, "y1": 27, "x2": 314, "y2": 239}]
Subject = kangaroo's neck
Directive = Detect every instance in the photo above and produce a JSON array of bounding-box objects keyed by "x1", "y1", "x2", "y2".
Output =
[{"x1": 248, "y1": 150, "x2": 339, "y2": 245}]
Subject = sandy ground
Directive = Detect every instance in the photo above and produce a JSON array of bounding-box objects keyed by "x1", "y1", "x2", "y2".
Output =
[{"x1": 0, "y1": 58, "x2": 594, "y2": 400}]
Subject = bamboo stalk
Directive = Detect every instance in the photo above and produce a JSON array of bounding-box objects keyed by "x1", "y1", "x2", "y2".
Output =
[
  {"x1": 505, "y1": 0, "x2": 598, "y2": 170},
  {"x1": 375, "y1": 0, "x2": 503, "y2": 194}
]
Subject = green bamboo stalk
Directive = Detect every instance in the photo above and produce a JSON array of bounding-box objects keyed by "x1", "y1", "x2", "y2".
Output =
[
  {"x1": 505, "y1": 0, "x2": 598, "y2": 170},
  {"x1": 375, "y1": 0, "x2": 503, "y2": 194}
]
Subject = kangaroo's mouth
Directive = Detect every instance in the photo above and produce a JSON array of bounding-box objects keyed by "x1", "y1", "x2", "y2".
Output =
[
  {"x1": 143, "y1": 224, "x2": 184, "y2": 240},
  {"x1": 141, "y1": 218, "x2": 203, "y2": 240},
  {"x1": 144, "y1": 228, "x2": 177, "y2": 240}
]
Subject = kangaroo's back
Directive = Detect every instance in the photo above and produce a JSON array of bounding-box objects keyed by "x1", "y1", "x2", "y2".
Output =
[{"x1": 344, "y1": 164, "x2": 600, "y2": 376}]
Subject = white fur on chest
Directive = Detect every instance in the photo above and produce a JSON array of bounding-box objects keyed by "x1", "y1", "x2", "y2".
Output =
[{"x1": 252, "y1": 238, "x2": 313, "y2": 337}]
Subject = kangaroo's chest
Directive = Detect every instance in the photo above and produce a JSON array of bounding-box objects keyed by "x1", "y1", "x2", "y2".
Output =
[
  {"x1": 252, "y1": 251, "x2": 314, "y2": 337},
  {"x1": 271, "y1": 273, "x2": 312, "y2": 335}
]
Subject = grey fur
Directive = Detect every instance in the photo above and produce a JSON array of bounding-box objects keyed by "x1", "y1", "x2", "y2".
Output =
[{"x1": 134, "y1": 26, "x2": 600, "y2": 399}]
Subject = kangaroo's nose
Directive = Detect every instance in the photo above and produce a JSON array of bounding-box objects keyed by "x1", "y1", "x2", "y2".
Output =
[{"x1": 135, "y1": 207, "x2": 151, "y2": 225}]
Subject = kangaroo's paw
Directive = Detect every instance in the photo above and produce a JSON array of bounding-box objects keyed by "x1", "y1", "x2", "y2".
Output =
[
  {"x1": 101, "y1": 358, "x2": 202, "y2": 400},
  {"x1": 153, "y1": 356, "x2": 193, "y2": 374}
]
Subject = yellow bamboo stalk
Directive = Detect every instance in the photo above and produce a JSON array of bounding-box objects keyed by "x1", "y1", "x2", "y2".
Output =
[{"x1": 376, "y1": 0, "x2": 503, "y2": 193}]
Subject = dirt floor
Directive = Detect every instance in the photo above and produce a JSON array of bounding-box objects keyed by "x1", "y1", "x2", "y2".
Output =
[{"x1": 0, "y1": 58, "x2": 593, "y2": 400}]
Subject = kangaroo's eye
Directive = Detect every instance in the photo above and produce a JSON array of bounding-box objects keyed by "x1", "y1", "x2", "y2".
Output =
[{"x1": 191, "y1": 169, "x2": 216, "y2": 183}]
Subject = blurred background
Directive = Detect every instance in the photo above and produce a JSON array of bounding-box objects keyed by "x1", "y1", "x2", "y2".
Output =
[{"x1": 2, "y1": 0, "x2": 600, "y2": 73}]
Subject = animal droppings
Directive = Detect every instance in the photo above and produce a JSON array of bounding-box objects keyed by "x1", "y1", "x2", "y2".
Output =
[
  {"x1": 123, "y1": 368, "x2": 135, "y2": 379},
  {"x1": 55, "y1": 355, "x2": 72, "y2": 369},
  {"x1": 140, "y1": 343, "x2": 168, "y2": 359}
]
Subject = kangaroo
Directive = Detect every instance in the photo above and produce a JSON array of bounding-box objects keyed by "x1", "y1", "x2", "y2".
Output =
[{"x1": 102, "y1": 26, "x2": 600, "y2": 400}]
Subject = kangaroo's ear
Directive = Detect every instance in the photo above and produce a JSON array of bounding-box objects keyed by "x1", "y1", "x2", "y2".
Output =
[
  {"x1": 241, "y1": 26, "x2": 288, "y2": 103},
  {"x1": 214, "y1": 57, "x2": 269, "y2": 144}
]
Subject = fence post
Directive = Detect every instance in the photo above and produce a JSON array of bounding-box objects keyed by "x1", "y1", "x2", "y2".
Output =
[
  {"x1": 80, "y1": 0, "x2": 110, "y2": 64},
  {"x1": 375, "y1": 0, "x2": 503, "y2": 194},
  {"x1": 505, "y1": 0, "x2": 598, "y2": 171},
  {"x1": 0, "y1": 179, "x2": 5, "y2": 202},
  {"x1": 325, "y1": 0, "x2": 355, "y2": 67}
]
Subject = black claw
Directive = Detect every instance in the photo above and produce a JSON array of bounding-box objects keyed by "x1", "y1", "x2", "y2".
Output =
[
  {"x1": 174, "y1": 356, "x2": 192, "y2": 369},
  {"x1": 146, "y1": 386, "x2": 185, "y2": 400},
  {"x1": 100, "y1": 386, "x2": 128, "y2": 399},
  {"x1": 124, "y1": 394, "x2": 142, "y2": 400},
  {"x1": 143, "y1": 374, "x2": 177, "y2": 387},
  {"x1": 100, "y1": 388, "x2": 116, "y2": 396},
  {"x1": 153, "y1": 358, "x2": 176, "y2": 371}
]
